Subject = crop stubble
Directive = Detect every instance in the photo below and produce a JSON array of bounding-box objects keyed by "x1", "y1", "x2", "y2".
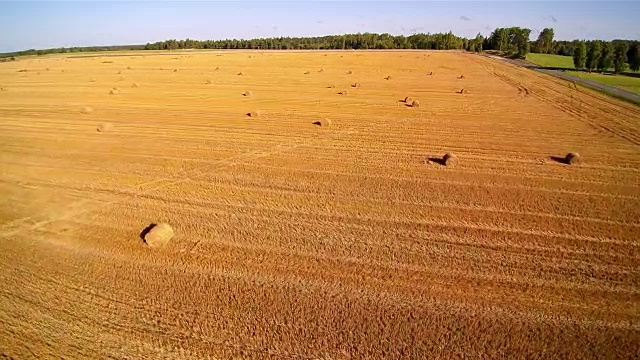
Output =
[{"x1": 0, "y1": 50, "x2": 639, "y2": 358}]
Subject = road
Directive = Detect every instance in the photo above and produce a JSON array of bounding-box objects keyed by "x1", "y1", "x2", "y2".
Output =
[{"x1": 484, "y1": 54, "x2": 640, "y2": 105}]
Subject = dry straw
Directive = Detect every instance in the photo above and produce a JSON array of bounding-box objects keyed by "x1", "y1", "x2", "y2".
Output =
[
  {"x1": 565, "y1": 152, "x2": 583, "y2": 165},
  {"x1": 144, "y1": 223, "x2": 174, "y2": 247},
  {"x1": 96, "y1": 123, "x2": 112, "y2": 132},
  {"x1": 314, "y1": 118, "x2": 331, "y2": 127},
  {"x1": 443, "y1": 153, "x2": 457, "y2": 166}
]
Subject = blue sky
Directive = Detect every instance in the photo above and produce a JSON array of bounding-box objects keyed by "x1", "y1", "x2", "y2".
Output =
[{"x1": 1, "y1": 1, "x2": 639, "y2": 52}]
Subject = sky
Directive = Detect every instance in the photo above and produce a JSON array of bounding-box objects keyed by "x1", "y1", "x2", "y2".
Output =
[{"x1": 1, "y1": 1, "x2": 639, "y2": 53}]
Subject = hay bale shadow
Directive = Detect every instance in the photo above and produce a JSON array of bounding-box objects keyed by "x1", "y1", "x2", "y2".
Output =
[
  {"x1": 428, "y1": 157, "x2": 446, "y2": 166},
  {"x1": 139, "y1": 223, "x2": 157, "y2": 242},
  {"x1": 550, "y1": 156, "x2": 568, "y2": 164}
]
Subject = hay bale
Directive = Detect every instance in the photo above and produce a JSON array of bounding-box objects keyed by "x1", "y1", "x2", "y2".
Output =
[
  {"x1": 247, "y1": 110, "x2": 260, "y2": 117},
  {"x1": 237, "y1": 72, "x2": 244, "y2": 76},
  {"x1": 443, "y1": 153, "x2": 457, "y2": 166},
  {"x1": 96, "y1": 123, "x2": 112, "y2": 132},
  {"x1": 132, "y1": 83, "x2": 139, "y2": 88},
  {"x1": 565, "y1": 152, "x2": 583, "y2": 165},
  {"x1": 81, "y1": 106, "x2": 93, "y2": 114},
  {"x1": 304, "y1": 71, "x2": 310, "y2": 74},
  {"x1": 314, "y1": 118, "x2": 331, "y2": 127},
  {"x1": 117, "y1": 71, "x2": 122, "y2": 74},
  {"x1": 243, "y1": 91, "x2": 253, "y2": 97},
  {"x1": 204, "y1": 79, "x2": 212, "y2": 84},
  {"x1": 328, "y1": 84, "x2": 336, "y2": 88},
  {"x1": 127, "y1": 66, "x2": 132, "y2": 70},
  {"x1": 351, "y1": 83, "x2": 360, "y2": 88},
  {"x1": 339, "y1": 89, "x2": 349, "y2": 95},
  {"x1": 428, "y1": 71, "x2": 434, "y2": 76},
  {"x1": 143, "y1": 223, "x2": 174, "y2": 247},
  {"x1": 404, "y1": 96, "x2": 414, "y2": 103},
  {"x1": 173, "y1": 69, "x2": 178, "y2": 72},
  {"x1": 459, "y1": 75, "x2": 465, "y2": 79},
  {"x1": 109, "y1": 87, "x2": 120, "y2": 95},
  {"x1": 458, "y1": 88, "x2": 467, "y2": 94},
  {"x1": 346, "y1": 70, "x2": 353, "y2": 74},
  {"x1": 319, "y1": 68, "x2": 324, "y2": 73},
  {"x1": 411, "y1": 100, "x2": 420, "y2": 108},
  {"x1": 384, "y1": 75, "x2": 392, "y2": 80},
  {"x1": 214, "y1": 66, "x2": 219, "y2": 70}
]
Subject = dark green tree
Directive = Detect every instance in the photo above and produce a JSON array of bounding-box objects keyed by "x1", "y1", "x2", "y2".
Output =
[
  {"x1": 628, "y1": 42, "x2": 640, "y2": 72},
  {"x1": 586, "y1": 41, "x2": 602, "y2": 72},
  {"x1": 598, "y1": 42, "x2": 614, "y2": 72},
  {"x1": 515, "y1": 28, "x2": 531, "y2": 58},
  {"x1": 573, "y1": 41, "x2": 587, "y2": 69},
  {"x1": 535, "y1": 28, "x2": 554, "y2": 53},
  {"x1": 613, "y1": 42, "x2": 628, "y2": 73}
]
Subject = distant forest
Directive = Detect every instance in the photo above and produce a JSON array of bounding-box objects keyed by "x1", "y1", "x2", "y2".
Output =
[{"x1": 2, "y1": 27, "x2": 639, "y2": 72}]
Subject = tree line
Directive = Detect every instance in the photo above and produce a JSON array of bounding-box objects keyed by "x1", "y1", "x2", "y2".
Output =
[
  {"x1": 1, "y1": 27, "x2": 638, "y2": 73},
  {"x1": 0, "y1": 44, "x2": 146, "y2": 59},
  {"x1": 572, "y1": 40, "x2": 639, "y2": 72},
  {"x1": 141, "y1": 32, "x2": 482, "y2": 52}
]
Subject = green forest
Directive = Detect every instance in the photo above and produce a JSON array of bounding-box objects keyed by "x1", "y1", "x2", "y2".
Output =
[{"x1": 2, "y1": 26, "x2": 639, "y2": 72}]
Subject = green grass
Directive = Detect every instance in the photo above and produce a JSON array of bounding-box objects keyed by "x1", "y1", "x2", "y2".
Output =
[
  {"x1": 525, "y1": 53, "x2": 575, "y2": 69},
  {"x1": 565, "y1": 71, "x2": 640, "y2": 95}
]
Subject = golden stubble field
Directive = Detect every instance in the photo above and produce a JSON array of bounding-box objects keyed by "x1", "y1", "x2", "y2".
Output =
[{"x1": 0, "y1": 50, "x2": 639, "y2": 358}]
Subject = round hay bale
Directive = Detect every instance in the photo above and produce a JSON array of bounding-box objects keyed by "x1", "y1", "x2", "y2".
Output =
[
  {"x1": 132, "y1": 83, "x2": 139, "y2": 88},
  {"x1": 243, "y1": 91, "x2": 253, "y2": 97},
  {"x1": 443, "y1": 153, "x2": 457, "y2": 166},
  {"x1": 81, "y1": 106, "x2": 93, "y2": 114},
  {"x1": 384, "y1": 75, "x2": 392, "y2": 80},
  {"x1": 411, "y1": 100, "x2": 420, "y2": 108},
  {"x1": 143, "y1": 223, "x2": 174, "y2": 247},
  {"x1": 404, "y1": 96, "x2": 414, "y2": 103},
  {"x1": 459, "y1": 75, "x2": 465, "y2": 79},
  {"x1": 458, "y1": 88, "x2": 467, "y2": 94},
  {"x1": 565, "y1": 152, "x2": 583, "y2": 165},
  {"x1": 314, "y1": 118, "x2": 331, "y2": 127},
  {"x1": 237, "y1": 72, "x2": 244, "y2": 76},
  {"x1": 127, "y1": 66, "x2": 132, "y2": 70},
  {"x1": 346, "y1": 70, "x2": 353, "y2": 74},
  {"x1": 109, "y1": 89, "x2": 117, "y2": 95},
  {"x1": 304, "y1": 71, "x2": 310, "y2": 74},
  {"x1": 247, "y1": 110, "x2": 260, "y2": 118},
  {"x1": 339, "y1": 89, "x2": 349, "y2": 95},
  {"x1": 204, "y1": 79, "x2": 212, "y2": 84},
  {"x1": 117, "y1": 71, "x2": 122, "y2": 74},
  {"x1": 328, "y1": 84, "x2": 336, "y2": 88},
  {"x1": 96, "y1": 123, "x2": 112, "y2": 132},
  {"x1": 428, "y1": 71, "x2": 434, "y2": 76},
  {"x1": 319, "y1": 68, "x2": 324, "y2": 73},
  {"x1": 214, "y1": 66, "x2": 219, "y2": 70},
  {"x1": 351, "y1": 83, "x2": 360, "y2": 88}
]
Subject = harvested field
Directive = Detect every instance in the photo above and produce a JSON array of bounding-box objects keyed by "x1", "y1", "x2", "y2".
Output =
[{"x1": 0, "y1": 50, "x2": 639, "y2": 359}]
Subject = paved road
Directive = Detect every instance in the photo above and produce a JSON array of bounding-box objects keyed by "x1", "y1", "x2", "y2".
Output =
[{"x1": 484, "y1": 54, "x2": 640, "y2": 106}]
